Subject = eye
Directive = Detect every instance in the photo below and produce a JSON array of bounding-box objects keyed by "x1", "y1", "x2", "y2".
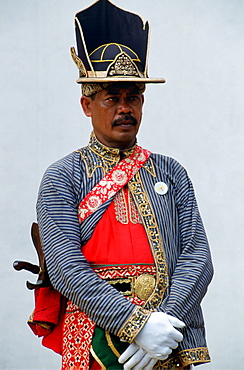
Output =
[
  {"x1": 106, "y1": 96, "x2": 119, "y2": 102},
  {"x1": 128, "y1": 95, "x2": 140, "y2": 103}
]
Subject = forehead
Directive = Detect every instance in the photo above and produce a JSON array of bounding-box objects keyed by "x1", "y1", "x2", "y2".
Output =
[{"x1": 104, "y1": 83, "x2": 140, "y2": 95}]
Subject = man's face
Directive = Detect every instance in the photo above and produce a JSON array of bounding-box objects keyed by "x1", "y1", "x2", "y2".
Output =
[{"x1": 81, "y1": 83, "x2": 144, "y2": 149}]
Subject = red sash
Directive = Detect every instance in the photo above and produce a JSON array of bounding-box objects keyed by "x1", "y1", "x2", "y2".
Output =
[{"x1": 78, "y1": 145, "x2": 151, "y2": 223}]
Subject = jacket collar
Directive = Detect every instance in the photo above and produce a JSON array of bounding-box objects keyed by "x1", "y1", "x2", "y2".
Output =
[
  {"x1": 88, "y1": 131, "x2": 137, "y2": 162},
  {"x1": 77, "y1": 131, "x2": 155, "y2": 178}
]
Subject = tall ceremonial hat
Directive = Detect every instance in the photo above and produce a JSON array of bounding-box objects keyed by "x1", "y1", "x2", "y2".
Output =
[{"x1": 70, "y1": 0, "x2": 165, "y2": 84}]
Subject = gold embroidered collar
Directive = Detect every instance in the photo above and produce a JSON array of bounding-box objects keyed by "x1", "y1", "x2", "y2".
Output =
[
  {"x1": 88, "y1": 131, "x2": 137, "y2": 162},
  {"x1": 77, "y1": 131, "x2": 156, "y2": 178}
]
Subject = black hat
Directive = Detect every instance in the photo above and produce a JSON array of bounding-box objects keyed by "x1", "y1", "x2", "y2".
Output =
[{"x1": 71, "y1": 0, "x2": 165, "y2": 84}]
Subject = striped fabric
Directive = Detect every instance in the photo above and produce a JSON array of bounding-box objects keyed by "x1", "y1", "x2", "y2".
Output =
[
  {"x1": 36, "y1": 136, "x2": 213, "y2": 356},
  {"x1": 139, "y1": 158, "x2": 213, "y2": 353}
]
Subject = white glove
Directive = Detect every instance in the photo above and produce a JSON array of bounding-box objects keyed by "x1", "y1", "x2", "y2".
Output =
[
  {"x1": 134, "y1": 312, "x2": 185, "y2": 360},
  {"x1": 118, "y1": 342, "x2": 158, "y2": 370}
]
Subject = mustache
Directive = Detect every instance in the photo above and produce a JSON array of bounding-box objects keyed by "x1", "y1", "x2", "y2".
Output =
[{"x1": 112, "y1": 114, "x2": 138, "y2": 127}]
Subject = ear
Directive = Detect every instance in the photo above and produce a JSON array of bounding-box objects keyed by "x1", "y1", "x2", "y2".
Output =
[{"x1": 80, "y1": 96, "x2": 92, "y2": 117}]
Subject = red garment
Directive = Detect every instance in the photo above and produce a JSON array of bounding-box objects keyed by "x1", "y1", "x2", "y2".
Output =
[
  {"x1": 28, "y1": 286, "x2": 66, "y2": 355},
  {"x1": 42, "y1": 296, "x2": 66, "y2": 354},
  {"x1": 82, "y1": 187, "x2": 154, "y2": 265}
]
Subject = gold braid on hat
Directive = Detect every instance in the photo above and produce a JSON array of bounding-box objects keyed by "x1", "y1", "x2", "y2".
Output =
[{"x1": 82, "y1": 82, "x2": 146, "y2": 97}]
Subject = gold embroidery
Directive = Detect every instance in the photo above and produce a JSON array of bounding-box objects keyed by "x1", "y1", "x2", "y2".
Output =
[
  {"x1": 108, "y1": 52, "x2": 141, "y2": 77},
  {"x1": 118, "y1": 172, "x2": 169, "y2": 342},
  {"x1": 128, "y1": 172, "x2": 169, "y2": 311},
  {"x1": 143, "y1": 157, "x2": 156, "y2": 177},
  {"x1": 89, "y1": 132, "x2": 136, "y2": 160},
  {"x1": 75, "y1": 132, "x2": 155, "y2": 178},
  {"x1": 81, "y1": 82, "x2": 146, "y2": 96},
  {"x1": 180, "y1": 347, "x2": 211, "y2": 365},
  {"x1": 81, "y1": 82, "x2": 111, "y2": 97},
  {"x1": 70, "y1": 46, "x2": 87, "y2": 78},
  {"x1": 93, "y1": 264, "x2": 156, "y2": 302},
  {"x1": 109, "y1": 170, "x2": 168, "y2": 342},
  {"x1": 154, "y1": 347, "x2": 211, "y2": 369},
  {"x1": 114, "y1": 189, "x2": 128, "y2": 224},
  {"x1": 114, "y1": 188, "x2": 142, "y2": 224},
  {"x1": 76, "y1": 132, "x2": 135, "y2": 177},
  {"x1": 118, "y1": 306, "x2": 151, "y2": 343},
  {"x1": 129, "y1": 190, "x2": 142, "y2": 224}
]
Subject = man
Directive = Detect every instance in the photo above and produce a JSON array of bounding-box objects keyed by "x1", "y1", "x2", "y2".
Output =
[{"x1": 36, "y1": 1, "x2": 213, "y2": 369}]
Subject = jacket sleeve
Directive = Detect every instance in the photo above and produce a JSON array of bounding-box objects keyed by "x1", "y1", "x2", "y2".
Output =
[
  {"x1": 158, "y1": 165, "x2": 214, "y2": 325},
  {"x1": 36, "y1": 161, "x2": 150, "y2": 341}
]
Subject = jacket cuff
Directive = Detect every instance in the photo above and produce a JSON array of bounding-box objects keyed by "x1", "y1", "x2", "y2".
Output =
[{"x1": 117, "y1": 306, "x2": 151, "y2": 343}]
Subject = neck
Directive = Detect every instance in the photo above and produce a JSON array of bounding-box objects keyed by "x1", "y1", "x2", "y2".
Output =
[{"x1": 93, "y1": 133, "x2": 136, "y2": 151}]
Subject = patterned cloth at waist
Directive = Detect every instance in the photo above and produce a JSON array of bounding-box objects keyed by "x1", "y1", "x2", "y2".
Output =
[
  {"x1": 91, "y1": 264, "x2": 157, "y2": 303},
  {"x1": 62, "y1": 264, "x2": 156, "y2": 370},
  {"x1": 67, "y1": 263, "x2": 157, "y2": 312}
]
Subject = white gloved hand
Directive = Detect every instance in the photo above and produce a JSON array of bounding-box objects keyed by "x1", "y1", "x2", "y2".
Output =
[
  {"x1": 118, "y1": 342, "x2": 158, "y2": 370},
  {"x1": 134, "y1": 312, "x2": 185, "y2": 360}
]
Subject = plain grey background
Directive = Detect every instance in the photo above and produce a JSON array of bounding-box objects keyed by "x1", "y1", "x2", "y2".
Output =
[{"x1": 0, "y1": 1, "x2": 243, "y2": 369}]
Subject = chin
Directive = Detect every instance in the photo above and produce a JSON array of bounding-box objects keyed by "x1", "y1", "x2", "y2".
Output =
[{"x1": 114, "y1": 133, "x2": 137, "y2": 148}]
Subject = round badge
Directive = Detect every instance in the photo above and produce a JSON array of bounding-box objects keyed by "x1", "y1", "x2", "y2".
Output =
[
  {"x1": 135, "y1": 274, "x2": 156, "y2": 301},
  {"x1": 154, "y1": 182, "x2": 168, "y2": 195}
]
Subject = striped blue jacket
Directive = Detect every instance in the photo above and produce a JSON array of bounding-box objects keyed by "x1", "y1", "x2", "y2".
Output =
[{"x1": 36, "y1": 134, "x2": 213, "y2": 367}]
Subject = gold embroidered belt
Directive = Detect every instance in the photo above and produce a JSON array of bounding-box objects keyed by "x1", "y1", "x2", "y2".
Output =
[{"x1": 91, "y1": 264, "x2": 157, "y2": 303}]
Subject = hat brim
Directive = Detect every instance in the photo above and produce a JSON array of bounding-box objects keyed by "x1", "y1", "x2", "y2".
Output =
[{"x1": 76, "y1": 77, "x2": 166, "y2": 84}]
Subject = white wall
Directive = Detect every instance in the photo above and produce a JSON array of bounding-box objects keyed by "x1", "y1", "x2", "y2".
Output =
[{"x1": 0, "y1": 1, "x2": 243, "y2": 369}]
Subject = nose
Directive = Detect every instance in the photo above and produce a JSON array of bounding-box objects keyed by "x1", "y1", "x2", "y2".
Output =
[{"x1": 117, "y1": 98, "x2": 132, "y2": 115}]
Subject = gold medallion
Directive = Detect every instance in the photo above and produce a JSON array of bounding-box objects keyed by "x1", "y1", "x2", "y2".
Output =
[{"x1": 135, "y1": 274, "x2": 156, "y2": 301}]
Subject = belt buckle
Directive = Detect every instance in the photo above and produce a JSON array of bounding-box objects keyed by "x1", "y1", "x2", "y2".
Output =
[{"x1": 134, "y1": 273, "x2": 156, "y2": 301}]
